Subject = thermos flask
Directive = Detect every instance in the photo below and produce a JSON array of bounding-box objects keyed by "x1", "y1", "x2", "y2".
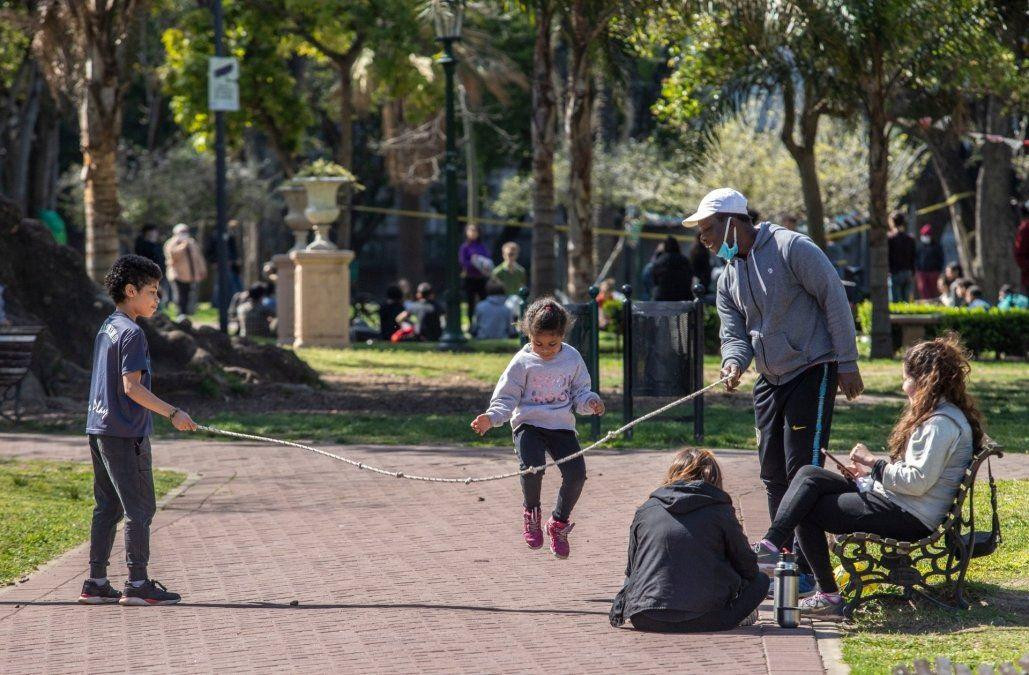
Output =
[{"x1": 773, "y1": 551, "x2": 800, "y2": 628}]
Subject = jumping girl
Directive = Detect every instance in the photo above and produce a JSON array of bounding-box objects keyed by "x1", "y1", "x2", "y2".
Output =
[{"x1": 471, "y1": 298, "x2": 605, "y2": 558}]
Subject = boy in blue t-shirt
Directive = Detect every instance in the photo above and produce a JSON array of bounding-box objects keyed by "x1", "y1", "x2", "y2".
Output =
[{"x1": 80, "y1": 255, "x2": 197, "y2": 606}]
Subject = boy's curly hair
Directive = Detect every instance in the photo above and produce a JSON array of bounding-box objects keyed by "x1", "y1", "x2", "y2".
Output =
[{"x1": 104, "y1": 254, "x2": 162, "y2": 304}]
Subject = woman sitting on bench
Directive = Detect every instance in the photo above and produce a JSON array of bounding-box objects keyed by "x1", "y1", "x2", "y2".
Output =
[{"x1": 750, "y1": 333, "x2": 985, "y2": 618}]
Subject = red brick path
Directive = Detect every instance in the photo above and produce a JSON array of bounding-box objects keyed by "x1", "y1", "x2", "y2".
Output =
[{"x1": 0, "y1": 432, "x2": 855, "y2": 674}]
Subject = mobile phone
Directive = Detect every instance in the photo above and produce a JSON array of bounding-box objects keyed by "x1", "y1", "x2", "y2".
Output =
[{"x1": 821, "y1": 448, "x2": 855, "y2": 479}]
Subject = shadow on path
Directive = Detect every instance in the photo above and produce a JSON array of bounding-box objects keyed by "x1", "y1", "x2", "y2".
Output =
[{"x1": 0, "y1": 600, "x2": 609, "y2": 616}]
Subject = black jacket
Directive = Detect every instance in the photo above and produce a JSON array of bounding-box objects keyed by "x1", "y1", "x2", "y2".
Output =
[
  {"x1": 915, "y1": 241, "x2": 944, "y2": 272},
  {"x1": 888, "y1": 231, "x2": 916, "y2": 273},
  {"x1": 610, "y1": 481, "x2": 758, "y2": 626},
  {"x1": 134, "y1": 237, "x2": 165, "y2": 272},
  {"x1": 651, "y1": 251, "x2": 695, "y2": 301}
]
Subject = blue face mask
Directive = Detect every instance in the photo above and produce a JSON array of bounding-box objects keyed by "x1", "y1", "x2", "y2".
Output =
[{"x1": 717, "y1": 217, "x2": 738, "y2": 262}]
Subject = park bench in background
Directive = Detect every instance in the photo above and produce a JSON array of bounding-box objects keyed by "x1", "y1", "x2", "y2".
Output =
[
  {"x1": 833, "y1": 443, "x2": 1004, "y2": 618},
  {"x1": 0, "y1": 325, "x2": 43, "y2": 423},
  {"x1": 890, "y1": 313, "x2": 942, "y2": 349}
]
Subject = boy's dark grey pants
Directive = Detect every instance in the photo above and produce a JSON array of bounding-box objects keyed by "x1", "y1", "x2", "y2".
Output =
[{"x1": 88, "y1": 434, "x2": 157, "y2": 582}]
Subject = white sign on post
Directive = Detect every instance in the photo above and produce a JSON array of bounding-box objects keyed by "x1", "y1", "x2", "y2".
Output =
[{"x1": 208, "y1": 56, "x2": 239, "y2": 112}]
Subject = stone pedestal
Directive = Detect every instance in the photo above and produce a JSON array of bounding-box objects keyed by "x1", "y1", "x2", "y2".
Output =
[
  {"x1": 273, "y1": 253, "x2": 295, "y2": 345},
  {"x1": 290, "y1": 248, "x2": 355, "y2": 349}
]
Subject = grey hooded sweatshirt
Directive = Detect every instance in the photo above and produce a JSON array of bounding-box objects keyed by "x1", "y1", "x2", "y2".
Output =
[{"x1": 716, "y1": 223, "x2": 859, "y2": 385}]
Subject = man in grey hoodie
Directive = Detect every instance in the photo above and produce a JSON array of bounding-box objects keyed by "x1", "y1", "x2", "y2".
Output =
[{"x1": 683, "y1": 188, "x2": 864, "y2": 584}]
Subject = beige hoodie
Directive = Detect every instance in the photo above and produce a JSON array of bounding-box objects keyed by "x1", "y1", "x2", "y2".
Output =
[{"x1": 163, "y1": 235, "x2": 207, "y2": 283}]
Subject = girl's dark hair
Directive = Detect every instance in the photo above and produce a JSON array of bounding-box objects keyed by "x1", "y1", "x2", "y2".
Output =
[
  {"x1": 520, "y1": 297, "x2": 570, "y2": 337},
  {"x1": 104, "y1": 254, "x2": 162, "y2": 303},
  {"x1": 664, "y1": 447, "x2": 723, "y2": 490},
  {"x1": 887, "y1": 332, "x2": 986, "y2": 460}
]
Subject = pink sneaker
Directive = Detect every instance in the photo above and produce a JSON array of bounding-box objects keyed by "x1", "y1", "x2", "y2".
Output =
[
  {"x1": 523, "y1": 507, "x2": 543, "y2": 549},
  {"x1": 545, "y1": 517, "x2": 575, "y2": 559}
]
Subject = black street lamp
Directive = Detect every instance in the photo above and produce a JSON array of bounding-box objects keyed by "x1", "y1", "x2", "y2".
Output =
[{"x1": 434, "y1": 0, "x2": 467, "y2": 349}]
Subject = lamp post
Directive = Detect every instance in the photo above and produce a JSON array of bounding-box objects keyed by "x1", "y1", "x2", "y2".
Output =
[
  {"x1": 435, "y1": 0, "x2": 467, "y2": 349},
  {"x1": 213, "y1": 0, "x2": 229, "y2": 332}
]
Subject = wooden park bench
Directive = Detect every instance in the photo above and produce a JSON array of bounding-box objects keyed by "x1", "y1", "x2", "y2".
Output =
[
  {"x1": 0, "y1": 325, "x2": 43, "y2": 423},
  {"x1": 890, "y1": 313, "x2": 942, "y2": 349},
  {"x1": 832, "y1": 443, "x2": 1004, "y2": 619}
]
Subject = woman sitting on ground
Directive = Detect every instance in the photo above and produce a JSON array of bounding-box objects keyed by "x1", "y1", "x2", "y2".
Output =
[
  {"x1": 751, "y1": 333, "x2": 985, "y2": 618},
  {"x1": 610, "y1": 448, "x2": 768, "y2": 632}
]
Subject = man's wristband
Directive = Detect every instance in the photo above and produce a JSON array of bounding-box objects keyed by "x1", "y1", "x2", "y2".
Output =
[{"x1": 169, "y1": 407, "x2": 179, "y2": 420}]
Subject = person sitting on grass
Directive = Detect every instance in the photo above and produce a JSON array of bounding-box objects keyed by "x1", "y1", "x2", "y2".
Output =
[
  {"x1": 398, "y1": 282, "x2": 443, "y2": 341},
  {"x1": 472, "y1": 280, "x2": 516, "y2": 339},
  {"x1": 964, "y1": 285, "x2": 991, "y2": 310},
  {"x1": 237, "y1": 283, "x2": 273, "y2": 338},
  {"x1": 998, "y1": 283, "x2": 1028, "y2": 310},
  {"x1": 379, "y1": 284, "x2": 405, "y2": 340},
  {"x1": 750, "y1": 334, "x2": 984, "y2": 618},
  {"x1": 81, "y1": 254, "x2": 197, "y2": 607},
  {"x1": 610, "y1": 448, "x2": 766, "y2": 633}
]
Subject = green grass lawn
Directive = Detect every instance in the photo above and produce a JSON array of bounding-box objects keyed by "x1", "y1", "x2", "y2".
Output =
[
  {"x1": 0, "y1": 459, "x2": 185, "y2": 586},
  {"x1": 297, "y1": 344, "x2": 1027, "y2": 452},
  {"x1": 7, "y1": 344, "x2": 1024, "y2": 452},
  {"x1": 166, "y1": 301, "x2": 219, "y2": 325},
  {"x1": 190, "y1": 401, "x2": 893, "y2": 454},
  {"x1": 841, "y1": 479, "x2": 1029, "y2": 673}
]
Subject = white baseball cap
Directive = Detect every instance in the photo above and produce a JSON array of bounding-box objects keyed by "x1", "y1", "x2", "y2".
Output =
[
  {"x1": 682, "y1": 188, "x2": 749, "y2": 227},
  {"x1": 172, "y1": 223, "x2": 190, "y2": 235}
]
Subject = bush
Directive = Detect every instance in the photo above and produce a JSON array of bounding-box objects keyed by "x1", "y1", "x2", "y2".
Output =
[{"x1": 856, "y1": 301, "x2": 1029, "y2": 357}]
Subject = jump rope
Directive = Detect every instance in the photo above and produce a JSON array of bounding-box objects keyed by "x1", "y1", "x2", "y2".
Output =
[{"x1": 197, "y1": 376, "x2": 732, "y2": 484}]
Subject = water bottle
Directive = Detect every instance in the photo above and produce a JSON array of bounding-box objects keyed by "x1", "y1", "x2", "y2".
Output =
[{"x1": 773, "y1": 551, "x2": 800, "y2": 629}]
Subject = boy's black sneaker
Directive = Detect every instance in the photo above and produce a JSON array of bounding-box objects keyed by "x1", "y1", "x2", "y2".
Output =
[
  {"x1": 119, "y1": 579, "x2": 181, "y2": 606},
  {"x1": 78, "y1": 579, "x2": 122, "y2": 605}
]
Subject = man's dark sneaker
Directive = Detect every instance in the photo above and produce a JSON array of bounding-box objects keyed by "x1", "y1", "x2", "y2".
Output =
[
  {"x1": 78, "y1": 579, "x2": 122, "y2": 605},
  {"x1": 119, "y1": 579, "x2": 181, "y2": 606},
  {"x1": 752, "y1": 542, "x2": 780, "y2": 573}
]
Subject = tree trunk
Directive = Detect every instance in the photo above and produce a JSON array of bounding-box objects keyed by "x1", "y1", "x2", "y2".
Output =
[
  {"x1": 459, "y1": 83, "x2": 478, "y2": 237},
  {"x1": 335, "y1": 59, "x2": 355, "y2": 249},
  {"x1": 565, "y1": 12, "x2": 594, "y2": 301},
  {"x1": 973, "y1": 97, "x2": 1019, "y2": 300},
  {"x1": 28, "y1": 87, "x2": 61, "y2": 215},
  {"x1": 866, "y1": 86, "x2": 892, "y2": 358},
  {"x1": 530, "y1": 0, "x2": 557, "y2": 298},
  {"x1": 591, "y1": 76, "x2": 618, "y2": 279},
  {"x1": 788, "y1": 143, "x2": 827, "y2": 249},
  {"x1": 2, "y1": 60, "x2": 42, "y2": 214},
  {"x1": 396, "y1": 188, "x2": 425, "y2": 288},
  {"x1": 80, "y1": 61, "x2": 124, "y2": 282},
  {"x1": 779, "y1": 80, "x2": 827, "y2": 249},
  {"x1": 920, "y1": 125, "x2": 975, "y2": 273}
]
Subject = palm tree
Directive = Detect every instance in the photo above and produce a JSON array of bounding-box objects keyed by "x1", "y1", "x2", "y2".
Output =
[{"x1": 31, "y1": 0, "x2": 148, "y2": 281}]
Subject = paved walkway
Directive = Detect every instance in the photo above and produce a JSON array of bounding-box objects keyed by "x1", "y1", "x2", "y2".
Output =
[{"x1": 1, "y1": 433, "x2": 1024, "y2": 674}]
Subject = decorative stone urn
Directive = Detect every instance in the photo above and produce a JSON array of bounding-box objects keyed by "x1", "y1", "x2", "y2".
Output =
[
  {"x1": 276, "y1": 184, "x2": 310, "y2": 252},
  {"x1": 294, "y1": 177, "x2": 350, "y2": 251}
]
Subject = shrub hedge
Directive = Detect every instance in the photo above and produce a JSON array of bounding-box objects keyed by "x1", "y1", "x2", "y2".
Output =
[{"x1": 856, "y1": 301, "x2": 1029, "y2": 357}]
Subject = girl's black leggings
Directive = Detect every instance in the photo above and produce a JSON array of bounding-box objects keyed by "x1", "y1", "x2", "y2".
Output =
[{"x1": 514, "y1": 424, "x2": 586, "y2": 522}]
